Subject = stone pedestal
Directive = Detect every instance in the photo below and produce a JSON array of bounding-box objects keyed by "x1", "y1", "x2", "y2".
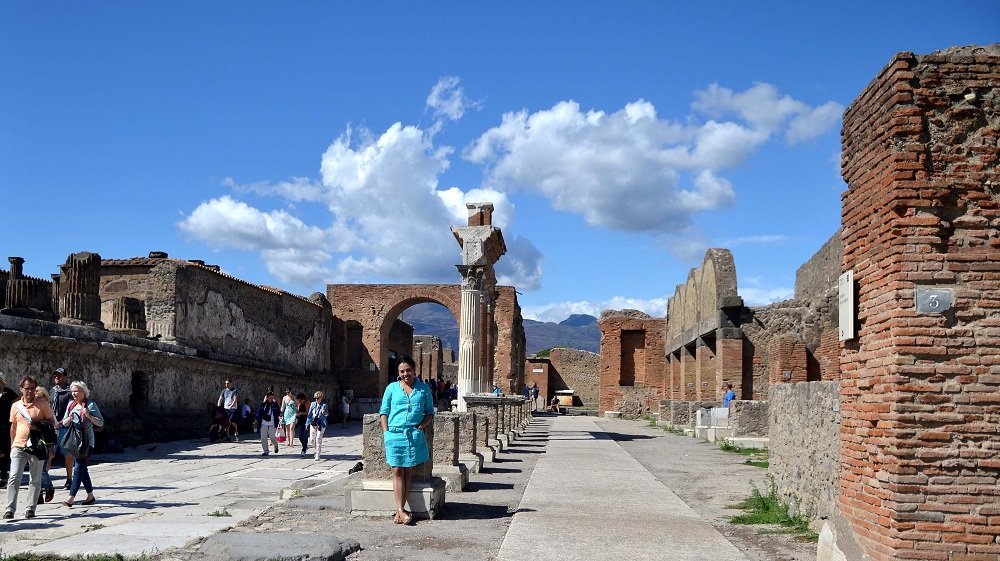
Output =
[
  {"x1": 347, "y1": 414, "x2": 446, "y2": 518},
  {"x1": 456, "y1": 412, "x2": 483, "y2": 473},
  {"x1": 432, "y1": 413, "x2": 468, "y2": 491},
  {"x1": 465, "y1": 394, "x2": 503, "y2": 453}
]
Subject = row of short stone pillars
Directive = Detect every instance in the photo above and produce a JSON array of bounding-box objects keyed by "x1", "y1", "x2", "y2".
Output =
[
  {"x1": 1, "y1": 253, "x2": 148, "y2": 336},
  {"x1": 346, "y1": 395, "x2": 534, "y2": 519}
]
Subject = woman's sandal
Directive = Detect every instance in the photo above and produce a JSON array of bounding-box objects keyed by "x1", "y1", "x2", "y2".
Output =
[
  {"x1": 62, "y1": 500, "x2": 73, "y2": 508},
  {"x1": 401, "y1": 510, "x2": 414, "y2": 525},
  {"x1": 392, "y1": 511, "x2": 404, "y2": 524}
]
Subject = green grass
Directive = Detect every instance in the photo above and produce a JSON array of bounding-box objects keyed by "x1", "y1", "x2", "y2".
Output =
[
  {"x1": 719, "y1": 441, "x2": 766, "y2": 455},
  {"x1": 207, "y1": 508, "x2": 231, "y2": 517},
  {"x1": 728, "y1": 476, "x2": 818, "y2": 541},
  {"x1": 82, "y1": 524, "x2": 106, "y2": 532},
  {"x1": 744, "y1": 459, "x2": 769, "y2": 469}
]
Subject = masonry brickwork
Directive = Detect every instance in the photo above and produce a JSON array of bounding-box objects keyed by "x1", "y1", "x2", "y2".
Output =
[
  {"x1": 328, "y1": 284, "x2": 523, "y2": 399},
  {"x1": 837, "y1": 45, "x2": 1000, "y2": 561},
  {"x1": 598, "y1": 309, "x2": 666, "y2": 416}
]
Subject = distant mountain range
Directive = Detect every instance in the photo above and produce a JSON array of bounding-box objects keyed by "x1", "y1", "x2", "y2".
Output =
[{"x1": 401, "y1": 304, "x2": 600, "y2": 356}]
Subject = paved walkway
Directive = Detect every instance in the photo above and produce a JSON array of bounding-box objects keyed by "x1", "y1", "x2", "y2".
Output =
[
  {"x1": 498, "y1": 415, "x2": 748, "y2": 561},
  {"x1": 1, "y1": 415, "x2": 802, "y2": 560},
  {"x1": 0, "y1": 426, "x2": 362, "y2": 555}
]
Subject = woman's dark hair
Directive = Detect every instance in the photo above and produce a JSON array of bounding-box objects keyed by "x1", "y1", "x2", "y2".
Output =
[
  {"x1": 399, "y1": 356, "x2": 416, "y2": 369},
  {"x1": 297, "y1": 393, "x2": 307, "y2": 401}
]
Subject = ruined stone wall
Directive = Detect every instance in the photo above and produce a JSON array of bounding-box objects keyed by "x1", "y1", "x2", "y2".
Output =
[
  {"x1": 794, "y1": 233, "x2": 842, "y2": 300},
  {"x1": 101, "y1": 258, "x2": 332, "y2": 377},
  {"x1": 387, "y1": 319, "x2": 414, "y2": 366},
  {"x1": 163, "y1": 262, "x2": 331, "y2": 375},
  {"x1": 493, "y1": 286, "x2": 525, "y2": 390},
  {"x1": 414, "y1": 335, "x2": 443, "y2": 380},
  {"x1": 838, "y1": 45, "x2": 1000, "y2": 561},
  {"x1": 547, "y1": 348, "x2": 599, "y2": 408},
  {"x1": 598, "y1": 310, "x2": 666, "y2": 415},
  {"x1": 0, "y1": 315, "x2": 334, "y2": 444},
  {"x1": 0, "y1": 268, "x2": 8, "y2": 308},
  {"x1": 768, "y1": 382, "x2": 840, "y2": 520}
]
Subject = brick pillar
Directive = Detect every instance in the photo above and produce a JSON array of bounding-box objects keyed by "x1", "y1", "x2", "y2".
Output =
[
  {"x1": 838, "y1": 46, "x2": 1000, "y2": 561},
  {"x1": 669, "y1": 352, "x2": 681, "y2": 399},
  {"x1": 716, "y1": 332, "x2": 744, "y2": 399},
  {"x1": 680, "y1": 345, "x2": 696, "y2": 400},
  {"x1": 694, "y1": 337, "x2": 715, "y2": 400},
  {"x1": 768, "y1": 336, "x2": 807, "y2": 386}
]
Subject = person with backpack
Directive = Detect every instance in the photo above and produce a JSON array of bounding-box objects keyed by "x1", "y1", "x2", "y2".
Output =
[
  {"x1": 49, "y1": 368, "x2": 74, "y2": 488},
  {"x1": 256, "y1": 391, "x2": 281, "y2": 456}
]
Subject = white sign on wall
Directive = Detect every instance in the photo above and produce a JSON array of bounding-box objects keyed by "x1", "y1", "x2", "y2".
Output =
[{"x1": 839, "y1": 270, "x2": 855, "y2": 341}]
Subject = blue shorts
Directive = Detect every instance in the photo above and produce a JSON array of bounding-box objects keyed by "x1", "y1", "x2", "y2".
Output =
[{"x1": 226, "y1": 408, "x2": 238, "y2": 422}]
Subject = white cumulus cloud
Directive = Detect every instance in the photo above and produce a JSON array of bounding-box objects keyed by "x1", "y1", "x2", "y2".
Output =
[{"x1": 426, "y1": 76, "x2": 477, "y2": 121}]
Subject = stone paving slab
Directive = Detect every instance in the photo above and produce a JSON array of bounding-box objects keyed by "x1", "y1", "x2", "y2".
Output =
[
  {"x1": 0, "y1": 425, "x2": 361, "y2": 556},
  {"x1": 497, "y1": 415, "x2": 749, "y2": 561}
]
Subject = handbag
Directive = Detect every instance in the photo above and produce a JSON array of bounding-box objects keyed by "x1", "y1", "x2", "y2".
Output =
[{"x1": 60, "y1": 414, "x2": 90, "y2": 458}]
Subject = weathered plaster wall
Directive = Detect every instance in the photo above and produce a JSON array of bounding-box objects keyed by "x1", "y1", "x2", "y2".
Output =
[
  {"x1": 543, "y1": 348, "x2": 599, "y2": 408},
  {"x1": 0, "y1": 315, "x2": 336, "y2": 444}
]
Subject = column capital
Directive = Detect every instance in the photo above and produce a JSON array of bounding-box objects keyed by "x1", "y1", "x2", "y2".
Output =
[{"x1": 456, "y1": 265, "x2": 486, "y2": 291}]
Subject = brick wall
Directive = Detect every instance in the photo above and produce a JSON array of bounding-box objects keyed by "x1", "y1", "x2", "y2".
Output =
[
  {"x1": 768, "y1": 335, "x2": 808, "y2": 385},
  {"x1": 838, "y1": 45, "x2": 1000, "y2": 561},
  {"x1": 598, "y1": 310, "x2": 666, "y2": 415},
  {"x1": 524, "y1": 358, "x2": 550, "y2": 405}
]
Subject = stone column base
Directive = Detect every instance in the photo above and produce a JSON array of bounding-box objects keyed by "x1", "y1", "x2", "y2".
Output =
[
  {"x1": 459, "y1": 452, "x2": 484, "y2": 474},
  {"x1": 433, "y1": 464, "x2": 469, "y2": 492},
  {"x1": 344, "y1": 478, "x2": 446, "y2": 520},
  {"x1": 496, "y1": 433, "x2": 510, "y2": 449},
  {"x1": 479, "y1": 444, "x2": 497, "y2": 463}
]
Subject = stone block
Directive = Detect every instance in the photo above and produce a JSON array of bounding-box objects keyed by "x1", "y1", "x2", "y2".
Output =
[
  {"x1": 729, "y1": 400, "x2": 768, "y2": 437},
  {"x1": 344, "y1": 477, "x2": 446, "y2": 520},
  {"x1": 361, "y1": 413, "x2": 433, "y2": 481},
  {"x1": 433, "y1": 412, "x2": 459, "y2": 467},
  {"x1": 433, "y1": 463, "x2": 469, "y2": 492}
]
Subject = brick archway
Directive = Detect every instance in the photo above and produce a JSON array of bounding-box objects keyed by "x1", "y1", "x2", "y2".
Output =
[{"x1": 328, "y1": 284, "x2": 523, "y2": 396}]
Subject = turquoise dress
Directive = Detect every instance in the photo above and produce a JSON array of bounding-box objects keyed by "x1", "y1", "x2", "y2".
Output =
[{"x1": 380, "y1": 380, "x2": 435, "y2": 468}]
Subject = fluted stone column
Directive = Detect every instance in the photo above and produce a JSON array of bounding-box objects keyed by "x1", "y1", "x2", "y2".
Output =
[
  {"x1": 455, "y1": 265, "x2": 485, "y2": 412},
  {"x1": 58, "y1": 251, "x2": 103, "y2": 328},
  {"x1": 108, "y1": 296, "x2": 149, "y2": 337},
  {"x1": 2, "y1": 257, "x2": 55, "y2": 321}
]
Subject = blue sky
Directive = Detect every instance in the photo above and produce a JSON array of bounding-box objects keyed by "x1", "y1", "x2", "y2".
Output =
[{"x1": 2, "y1": 3, "x2": 997, "y2": 322}]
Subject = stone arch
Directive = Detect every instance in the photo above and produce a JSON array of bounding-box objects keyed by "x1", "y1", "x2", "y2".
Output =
[{"x1": 327, "y1": 284, "x2": 518, "y2": 396}]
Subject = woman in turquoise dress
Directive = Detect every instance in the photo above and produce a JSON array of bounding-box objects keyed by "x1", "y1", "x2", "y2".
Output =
[{"x1": 379, "y1": 357, "x2": 434, "y2": 525}]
